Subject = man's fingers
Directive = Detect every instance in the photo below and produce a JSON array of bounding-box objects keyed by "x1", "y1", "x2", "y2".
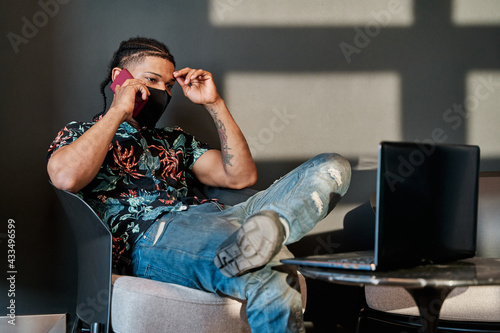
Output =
[
  {"x1": 113, "y1": 80, "x2": 150, "y2": 111},
  {"x1": 124, "y1": 79, "x2": 150, "y2": 100},
  {"x1": 174, "y1": 67, "x2": 210, "y2": 85},
  {"x1": 183, "y1": 68, "x2": 199, "y2": 85},
  {"x1": 137, "y1": 83, "x2": 150, "y2": 101},
  {"x1": 173, "y1": 67, "x2": 191, "y2": 81}
]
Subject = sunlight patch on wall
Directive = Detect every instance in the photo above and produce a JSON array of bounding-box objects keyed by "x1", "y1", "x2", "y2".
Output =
[
  {"x1": 466, "y1": 71, "x2": 500, "y2": 158},
  {"x1": 452, "y1": 0, "x2": 500, "y2": 26},
  {"x1": 209, "y1": 0, "x2": 414, "y2": 27},
  {"x1": 223, "y1": 72, "x2": 402, "y2": 161}
]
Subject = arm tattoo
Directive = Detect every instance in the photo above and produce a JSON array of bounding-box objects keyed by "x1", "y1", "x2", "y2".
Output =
[{"x1": 212, "y1": 110, "x2": 234, "y2": 167}]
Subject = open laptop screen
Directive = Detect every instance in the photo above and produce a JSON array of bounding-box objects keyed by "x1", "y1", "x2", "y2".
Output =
[{"x1": 375, "y1": 142, "x2": 480, "y2": 269}]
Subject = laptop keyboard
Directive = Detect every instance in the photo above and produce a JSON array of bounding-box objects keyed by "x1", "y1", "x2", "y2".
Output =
[
  {"x1": 319, "y1": 251, "x2": 376, "y2": 270},
  {"x1": 281, "y1": 250, "x2": 377, "y2": 271},
  {"x1": 336, "y1": 257, "x2": 374, "y2": 264}
]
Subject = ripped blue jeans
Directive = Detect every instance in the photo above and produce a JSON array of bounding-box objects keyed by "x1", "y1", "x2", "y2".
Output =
[{"x1": 131, "y1": 153, "x2": 351, "y2": 332}]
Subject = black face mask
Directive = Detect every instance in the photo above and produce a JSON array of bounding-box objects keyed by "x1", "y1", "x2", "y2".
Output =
[{"x1": 133, "y1": 87, "x2": 171, "y2": 128}]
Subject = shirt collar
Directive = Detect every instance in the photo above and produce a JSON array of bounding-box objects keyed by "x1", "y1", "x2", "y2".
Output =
[
  {"x1": 121, "y1": 121, "x2": 140, "y2": 133},
  {"x1": 94, "y1": 113, "x2": 143, "y2": 134}
]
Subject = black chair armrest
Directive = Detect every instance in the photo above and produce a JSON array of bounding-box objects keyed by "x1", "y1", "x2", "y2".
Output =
[{"x1": 204, "y1": 186, "x2": 258, "y2": 206}]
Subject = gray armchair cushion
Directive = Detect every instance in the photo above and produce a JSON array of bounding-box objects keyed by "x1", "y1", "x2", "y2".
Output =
[
  {"x1": 111, "y1": 246, "x2": 307, "y2": 333},
  {"x1": 111, "y1": 275, "x2": 251, "y2": 333}
]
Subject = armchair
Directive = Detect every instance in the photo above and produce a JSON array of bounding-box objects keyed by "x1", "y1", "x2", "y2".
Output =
[{"x1": 52, "y1": 183, "x2": 306, "y2": 332}]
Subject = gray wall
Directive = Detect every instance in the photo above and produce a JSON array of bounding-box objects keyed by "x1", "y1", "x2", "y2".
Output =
[{"x1": 1, "y1": 0, "x2": 500, "y2": 324}]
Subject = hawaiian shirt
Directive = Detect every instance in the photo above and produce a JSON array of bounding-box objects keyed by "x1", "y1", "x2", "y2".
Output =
[{"x1": 47, "y1": 116, "x2": 212, "y2": 267}]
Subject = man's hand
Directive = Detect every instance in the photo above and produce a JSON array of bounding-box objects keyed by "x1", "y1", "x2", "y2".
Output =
[
  {"x1": 109, "y1": 76, "x2": 150, "y2": 124},
  {"x1": 174, "y1": 68, "x2": 221, "y2": 106}
]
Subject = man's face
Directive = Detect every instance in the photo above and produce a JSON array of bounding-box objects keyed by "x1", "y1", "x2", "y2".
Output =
[{"x1": 127, "y1": 56, "x2": 176, "y2": 96}]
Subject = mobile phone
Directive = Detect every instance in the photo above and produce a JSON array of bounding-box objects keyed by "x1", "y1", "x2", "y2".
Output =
[{"x1": 110, "y1": 69, "x2": 148, "y2": 117}]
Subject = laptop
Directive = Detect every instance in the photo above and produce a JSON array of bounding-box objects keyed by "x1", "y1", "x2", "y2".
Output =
[{"x1": 281, "y1": 141, "x2": 480, "y2": 271}]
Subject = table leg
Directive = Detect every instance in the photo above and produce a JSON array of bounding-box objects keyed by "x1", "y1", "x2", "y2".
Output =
[{"x1": 406, "y1": 287, "x2": 454, "y2": 333}]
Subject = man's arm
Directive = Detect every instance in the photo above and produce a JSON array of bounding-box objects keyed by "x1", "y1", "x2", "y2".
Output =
[
  {"x1": 47, "y1": 79, "x2": 149, "y2": 193},
  {"x1": 174, "y1": 68, "x2": 257, "y2": 189}
]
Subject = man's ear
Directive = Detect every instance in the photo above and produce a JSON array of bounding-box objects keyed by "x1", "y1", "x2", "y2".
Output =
[{"x1": 111, "y1": 67, "x2": 122, "y2": 82}]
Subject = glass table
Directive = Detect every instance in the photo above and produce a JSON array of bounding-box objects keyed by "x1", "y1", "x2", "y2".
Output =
[{"x1": 295, "y1": 257, "x2": 500, "y2": 333}]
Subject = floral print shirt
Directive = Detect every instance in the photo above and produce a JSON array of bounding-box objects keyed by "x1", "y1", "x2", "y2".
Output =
[{"x1": 47, "y1": 116, "x2": 211, "y2": 268}]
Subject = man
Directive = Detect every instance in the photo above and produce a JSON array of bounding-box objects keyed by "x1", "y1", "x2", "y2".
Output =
[{"x1": 47, "y1": 37, "x2": 351, "y2": 332}]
